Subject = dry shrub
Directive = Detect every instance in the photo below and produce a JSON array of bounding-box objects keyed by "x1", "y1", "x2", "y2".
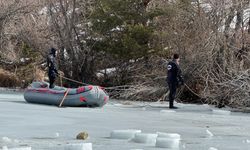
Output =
[
  {"x1": 120, "y1": 85, "x2": 166, "y2": 101},
  {"x1": 15, "y1": 64, "x2": 46, "y2": 88},
  {"x1": 204, "y1": 69, "x2": 250, "y2": 108},
  {"x1": 106, "y1": 56, "x2": 168, "y2": 101},
  {"x1": 0, "y1": 69, "x2": 20, "y2": 87},
  {"x1": 33, "y1": 66, "x2": 46, "y2": 82},
  {"x1": 108, "y1": 84, "x2": 166, "y2": 101}
]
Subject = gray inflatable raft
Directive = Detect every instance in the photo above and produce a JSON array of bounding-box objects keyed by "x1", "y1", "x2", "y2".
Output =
[{"x1": 24, "y1": 82, "x2": 109, "y2": 107}]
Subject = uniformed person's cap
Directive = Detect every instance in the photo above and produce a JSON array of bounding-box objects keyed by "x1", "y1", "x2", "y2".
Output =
[
  {"x1": 51, "y1": 47, "x2": 56, "y2": 52},
  {"x1": 49, "y1": 47, "x2": 57, "y2": 55},
  {"x1": 173, "y1": 54, "x2": 179, "y2": 59}
]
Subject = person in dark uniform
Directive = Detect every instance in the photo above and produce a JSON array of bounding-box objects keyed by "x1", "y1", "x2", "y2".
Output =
[
  {"x1": 167, "y1": 54, "x2": 184, "y2": 109},
  {"x1": 47, "y1": 48, "x2": 59, "y2": 88}
]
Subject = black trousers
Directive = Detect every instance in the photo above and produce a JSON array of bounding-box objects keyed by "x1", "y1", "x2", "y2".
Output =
[
  {"x1": 49, "y1": 76, "x2": 56, "y2": 88},
  {"x1": 168, "y1": 82, "x2": 177, "y2": 108}
]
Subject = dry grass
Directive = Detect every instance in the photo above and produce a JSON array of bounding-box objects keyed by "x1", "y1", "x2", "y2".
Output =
[
  {"x1": 105, "y1": 57, "x2": 168, "y2": 101},
  {"x1": 0, "y1": 69, "x2": 20, "y2": 87},
  {"x1": 33, "y1": 66, "x2": 46, "y2": 82}
]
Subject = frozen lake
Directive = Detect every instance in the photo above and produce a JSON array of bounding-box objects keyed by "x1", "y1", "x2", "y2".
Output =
[{"x1": 0, "y1": 91, "x2": 250, "y2": 150}]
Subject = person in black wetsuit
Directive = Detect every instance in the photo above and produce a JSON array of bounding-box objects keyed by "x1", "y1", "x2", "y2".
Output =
[
  {"x1": 47, "y1": 48, "x2": 59, "y2": 88},
  {"x1": 167, "y1": 54, "x2": 184, "y2": 109}
]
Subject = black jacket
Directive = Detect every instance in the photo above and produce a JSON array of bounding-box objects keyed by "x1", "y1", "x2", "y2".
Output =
[
  {"x1": 47, "y1": 53, "x2": 58, "y2": 78},
  {"x1": 167, "y1": 60, "x2": 183, "y2": 85}
]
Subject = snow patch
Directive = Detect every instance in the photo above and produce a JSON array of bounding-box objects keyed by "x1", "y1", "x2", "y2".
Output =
[
  {"x1": 160, "y1": 110, "x2": 176, "y2": 113},
  {"x1": 64, "y1": 143, "x2": 92, "y2": 150},
  {"x1": 110, "y1": 130, "x2": 141, "y2": 139},
  {"x1": 200, "y1": 3, "x2": 212, "y2": 12},
  {"x1": 87, "y1": 22, "x2": 93, "y2": 27},
  {"x1": 76, "y1": 24, "x2": 82, "y2": 28},
  {"x1": 2, "y1": 146, "x2": 8, "y2": 150},
  {"x1": 96, "y1": 68, "x2": 116, "y2": 78},
  {"x1": 243, "y1": 139, "x2": 250, "y2": 143},
  {"x1": 79, "y1": 31, "x2": 86, "y2": 35},
  {"x1": 113, "y1": 104, "x2": 123, "y2": 107},
  {"x1": 38, "y1": 7, "x2": 48, "y2": 15},
  {"x1": 182, "y1": 143, "x2": 186, "y2": 149},
  {"x1": 111, "y1": 26, "x2": 123, "y2": 32},
  {"x1": 1, "y1": 147, "x2": 31, "y2": 150},
  {"x1": 230, "y1": 8, "x2": 250, "y2": 29},
  {"x1": 212, "y1": 109, "x2": 231, "y2": 115},
  {"x1": 20, "y1": 58, "x2": 30, "y2": 63},
  {"x1": 208, "y1": 147, "x2": 218, "y2": 150},
  {"x1": 1, "y1": 137, "x2": 11, "y2": 143},
  {"x1": 54, "y1": 132, "x2": 60, "y2": 138},
  {"x1": 206, "y1": 129, "x2": 214, "y2": 138},
  {"x1": 9, "y1": 147, "x2": 31, "y2": 150}
]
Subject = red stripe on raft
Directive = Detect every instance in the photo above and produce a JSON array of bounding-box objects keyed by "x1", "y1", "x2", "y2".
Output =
[
  {"x1": 77, "y1": 87, "x2": 85, "y2": 93},
  {"x1": 88, "y1": 85, "x2": 93, "y2": 90},
  {"x1": 80, "y1": 95, "x2": 87, "y2": 102},
  {"x1": 104, "y1": 96, "x2": 109, "y2": 103}
]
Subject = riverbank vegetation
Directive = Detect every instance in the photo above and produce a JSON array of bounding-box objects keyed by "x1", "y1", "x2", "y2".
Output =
[{"x1": 0, "y1": 0, "x2": 250, "y2": 108}]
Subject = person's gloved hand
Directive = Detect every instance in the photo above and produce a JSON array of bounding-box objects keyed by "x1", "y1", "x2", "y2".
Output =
[
  {"x1": 58, "y1": 70, "x2": 64, "y2": 76},
  {"x1": 177, "y1": 77, "x2": 184, "y2": 87}
]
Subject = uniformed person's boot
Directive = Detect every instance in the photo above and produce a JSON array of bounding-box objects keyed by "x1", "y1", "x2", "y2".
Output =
[{"x1": 169, "y1": 100, "x2": 178, "y2": 109}]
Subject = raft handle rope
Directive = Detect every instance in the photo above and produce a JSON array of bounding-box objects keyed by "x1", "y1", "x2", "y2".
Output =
[
  {"x1": 58, "y1": 74, "x2": 113, "y2": 90},
  {"x1": 58, "y1": 74, "x2": 89, "y2": 86},
  {"x1": 184, "y1": 83, "x2": 202, "y2": 98},
  {"x1": 58, "y1": 74, "x2": 203, "y2": 101}
]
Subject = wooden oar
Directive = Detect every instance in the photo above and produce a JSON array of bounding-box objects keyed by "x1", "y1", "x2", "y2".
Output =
[{"x1": 59, "y1": 88, "x2": 70, "y2": 107}]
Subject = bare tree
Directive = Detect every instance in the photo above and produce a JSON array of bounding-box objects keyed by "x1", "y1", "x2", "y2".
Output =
[
  {"x1": 45, "y1": 0, "x2": 101, "y2": 85},
  {"x1": 144, "y1": 0, "x2": 250, "y2": 107},
  {"x1": 0, "y1": 0, "x2": 32, "y2": 63}
]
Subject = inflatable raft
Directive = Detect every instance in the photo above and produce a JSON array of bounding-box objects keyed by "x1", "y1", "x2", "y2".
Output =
[{"x1": 24, "y1": 82, "x2": 109, "y2": 107}]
